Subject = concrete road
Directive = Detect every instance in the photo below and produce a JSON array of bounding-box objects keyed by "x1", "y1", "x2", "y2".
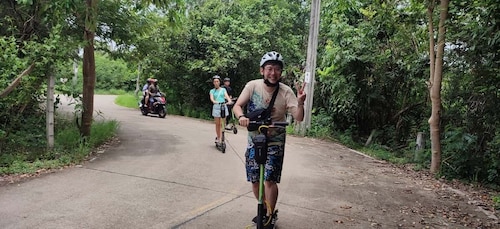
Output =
[{"x1": 0, "y1": 95, "x2": 495, "y2": 229}]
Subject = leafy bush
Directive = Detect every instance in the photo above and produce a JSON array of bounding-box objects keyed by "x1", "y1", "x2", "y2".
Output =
[
  {"x1": 439, "y1": 126, "x2": 500, "y2": 184},
  {"x1": 114, "y1": 94, "x2": 141, "y2": 109},
  {"x1": 493, "y1": 195, "x2": 500, "y2": 210},
  {"x1": 307, "y1": 109, "x2": 335, "y2": 138},
  {"x1": 0, "y1": 117, "x2": 118, "y2": 175},
  {"x1": 94, "y1": 54, "x2": 136, "y2": 91}
]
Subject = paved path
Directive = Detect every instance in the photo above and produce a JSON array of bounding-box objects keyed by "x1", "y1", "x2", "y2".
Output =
[{"x1": 0, "y1": 95, "x2": 495, "y2": 229}]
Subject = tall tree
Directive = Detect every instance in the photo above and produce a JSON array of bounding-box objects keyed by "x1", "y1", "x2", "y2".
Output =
[
  {"x1": 81, "y1": 0, "x2": 98, "y2": 138},
  {"x1": 427, "y1": 0, "x2": 450, "y2": 174}
]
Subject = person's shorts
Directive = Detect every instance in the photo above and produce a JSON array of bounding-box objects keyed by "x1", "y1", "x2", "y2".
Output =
[
  {"x1": 212, "y1": 104, "x2": 229, "y2": 118},
  {"x1": 245, "y1": 144, "x2": 285, "y2": 183}
]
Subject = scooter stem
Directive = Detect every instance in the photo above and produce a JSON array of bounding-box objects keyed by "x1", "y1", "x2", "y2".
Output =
[{"x1": 257, "y1": 164, "x2": 265, "y2": 229}]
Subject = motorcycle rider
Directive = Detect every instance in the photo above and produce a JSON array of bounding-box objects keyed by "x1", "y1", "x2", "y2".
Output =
[
  {"x1": 142, "y1": 78, "x2": 154, "y2": 106},
  {"x1": 144, "y1": 78, "x2": 159, "y2": 108}
]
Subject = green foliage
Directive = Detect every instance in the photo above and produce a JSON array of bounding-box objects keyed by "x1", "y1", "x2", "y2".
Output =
[
  {"x1": 95, "y1": 89, "x2": 129, "y2": 95},
  {"x1": 0, "y1": 118, "x2": 118, "y2": 175},
  {"x1": 137, "y1": 0, "x2": 308, "y2": 115},
  {"x1": 94, "y1": 53, "x2": 137, "y2": 91},
  {"x1": 306, "y1": 109, "x2": 335, "y2": 138},
  {"x1": 436, "y1": 1, "x2": 500, "y2": 185},
  {"x1": 493, "y1": 195, "x2": 500, "y2": 210},
  {"x1": 175, "y1": 106, "x2": 212, "y2": 120},
  {"x1": 313, "y1": 0, "x2": 498, "y2": 187},
  {"x1": 361, "y1": 144, "x2": 408, "y2": 164},
  {"x1": 1, "y1": 0, "x2": 77, "y2": 157},
  {"x1": 318, "y1": 0, "x2": 429, "y2": 148},
  {"x1": 115, "y1": 94, "x2": 141, "y2": 108},
  {"x1": 87, "y1": 120, "x2": 119, "y2": 146}
]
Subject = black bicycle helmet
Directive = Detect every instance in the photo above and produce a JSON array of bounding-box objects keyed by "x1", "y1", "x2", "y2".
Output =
[
  {"x1": 223, "y1": 77, "x2": 230, "y2": 82},
  {"x1": 212, "y1": 75, "x2": 221, "y2": 81}
]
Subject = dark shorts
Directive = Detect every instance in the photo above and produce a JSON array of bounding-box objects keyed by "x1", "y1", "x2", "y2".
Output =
[{"x1": 245, "y1": 126, "x2": 286, "y2": 183}]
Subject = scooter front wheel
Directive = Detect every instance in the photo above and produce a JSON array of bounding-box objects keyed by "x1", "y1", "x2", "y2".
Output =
[
  {"x1": 158, "y1": 107, "x2": 166, "y2": 118},
  {"x1": 140, "y1": 107, "x2": 149, "y2": 116}
]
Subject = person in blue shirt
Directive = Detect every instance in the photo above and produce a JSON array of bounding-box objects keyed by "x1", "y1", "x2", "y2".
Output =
[
  {"x1": 209, "y1": 75, "x2": 233, "y2": 145},
  {"x1": 141, "y1": 78, "x2": 153, "y2": 107},
  {"x1": 142, "y1": 78, "x2": 151, "y2": 93}
]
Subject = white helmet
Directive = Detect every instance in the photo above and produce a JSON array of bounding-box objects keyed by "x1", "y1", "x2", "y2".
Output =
[{"x1": 259, "y1": 51, "x2": 284, "y2": 68}]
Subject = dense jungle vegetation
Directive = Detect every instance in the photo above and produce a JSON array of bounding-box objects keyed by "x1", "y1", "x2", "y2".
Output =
[{"x1": 0, "y1": 0, "x2": 498, "y2": 189}]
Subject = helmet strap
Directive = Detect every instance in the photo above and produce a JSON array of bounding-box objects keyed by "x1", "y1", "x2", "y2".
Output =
[{"x1": 264, "y1": 78, "x2": 280, "y2": 87}]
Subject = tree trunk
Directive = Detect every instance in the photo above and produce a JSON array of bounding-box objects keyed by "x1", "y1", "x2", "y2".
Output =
[
  {"x1": 81, "y1": 0, "x2": 98, "y2": 138},
  {"x1": 427, "y1": 1, "x2": 435, "y2": 84},
  {"x1": 135, "y1": 64, "x2": 141, "y2": 96},
  {"x1": 427, "y1": 0, "x2": 449, "y2": 174}
]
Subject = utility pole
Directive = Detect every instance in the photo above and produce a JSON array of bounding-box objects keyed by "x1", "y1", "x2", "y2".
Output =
[
  {"x1": 46, "y1": 71, "x2": 55, "y2": 150},
  {"x1": 296, "y1": 0, "x2": 321, "y2": 135}
]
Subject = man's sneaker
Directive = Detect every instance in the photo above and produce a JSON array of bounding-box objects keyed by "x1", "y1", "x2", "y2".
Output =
[
  {"x1": 252, "y1": 214, "x2": 268, "y2": 224},
  {"x1": 225, "y1": 124, "x2": 232, "y2": 130},
  {"x1": 252, "y1": 209, "x2": 278, "y2": 227},
  {"x1": 264, "y1": 210, "x2": 278, "y2": 229}
]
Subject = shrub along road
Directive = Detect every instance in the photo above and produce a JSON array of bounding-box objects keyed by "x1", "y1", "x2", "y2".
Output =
[{"x1": 0, "y1": 95, "x2": 497, "y2": 228}]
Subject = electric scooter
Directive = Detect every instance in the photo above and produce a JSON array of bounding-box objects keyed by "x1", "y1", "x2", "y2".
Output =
[
  {"x1": 215, "y1": 102, "x2": 229, "y2": 153},
  {"x1": 250, "y1": 120, "x2": 288, "y2": 229},
  {"x1": 225, "y1": 97, "x2": 239, "y2": 134}
]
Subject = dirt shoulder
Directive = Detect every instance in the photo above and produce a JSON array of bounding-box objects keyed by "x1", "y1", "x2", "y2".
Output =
[{"x1": 394, "y1": 163, "x2": 498, "y2": 227}]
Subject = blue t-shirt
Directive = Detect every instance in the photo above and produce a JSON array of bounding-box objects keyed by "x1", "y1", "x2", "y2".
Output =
[{"x1": 210, "y1": 88, "x2": 227, "y2": 103}]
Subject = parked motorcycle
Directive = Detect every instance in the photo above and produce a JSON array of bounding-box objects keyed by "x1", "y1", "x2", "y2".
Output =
[{"x1": 139, "y1": 92, "x2": 167, "y2": 118}]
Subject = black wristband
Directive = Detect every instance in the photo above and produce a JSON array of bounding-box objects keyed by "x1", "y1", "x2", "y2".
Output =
[{"x1": 238, "y1": 115, "x2": 246, "y2": 119}]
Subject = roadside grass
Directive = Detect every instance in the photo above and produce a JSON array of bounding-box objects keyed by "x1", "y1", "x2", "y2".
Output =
[
  {"x1": 95, "y1": 89, "x2": 129, "y2": 95},
  {"x1": 115, "y1": 93, "x2": 141, "y2": 108},
  {"x1": 494, "y1": 195, "x2": 500, "y2": 210},
  {"x1": 305, "y1": 124, "x2": 409, "y2": 164},
  {"x1": 0, "y1": 117, "x2": 118, "y2": 175}
]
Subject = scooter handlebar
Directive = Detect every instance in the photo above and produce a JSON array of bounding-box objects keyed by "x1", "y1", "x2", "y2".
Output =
[
  {"x1": 217, "y1": 102, "x2": 232, "y2": 105},
  {"x1": 248, "y1": 121, "x2": 289, "y2": 127}
]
